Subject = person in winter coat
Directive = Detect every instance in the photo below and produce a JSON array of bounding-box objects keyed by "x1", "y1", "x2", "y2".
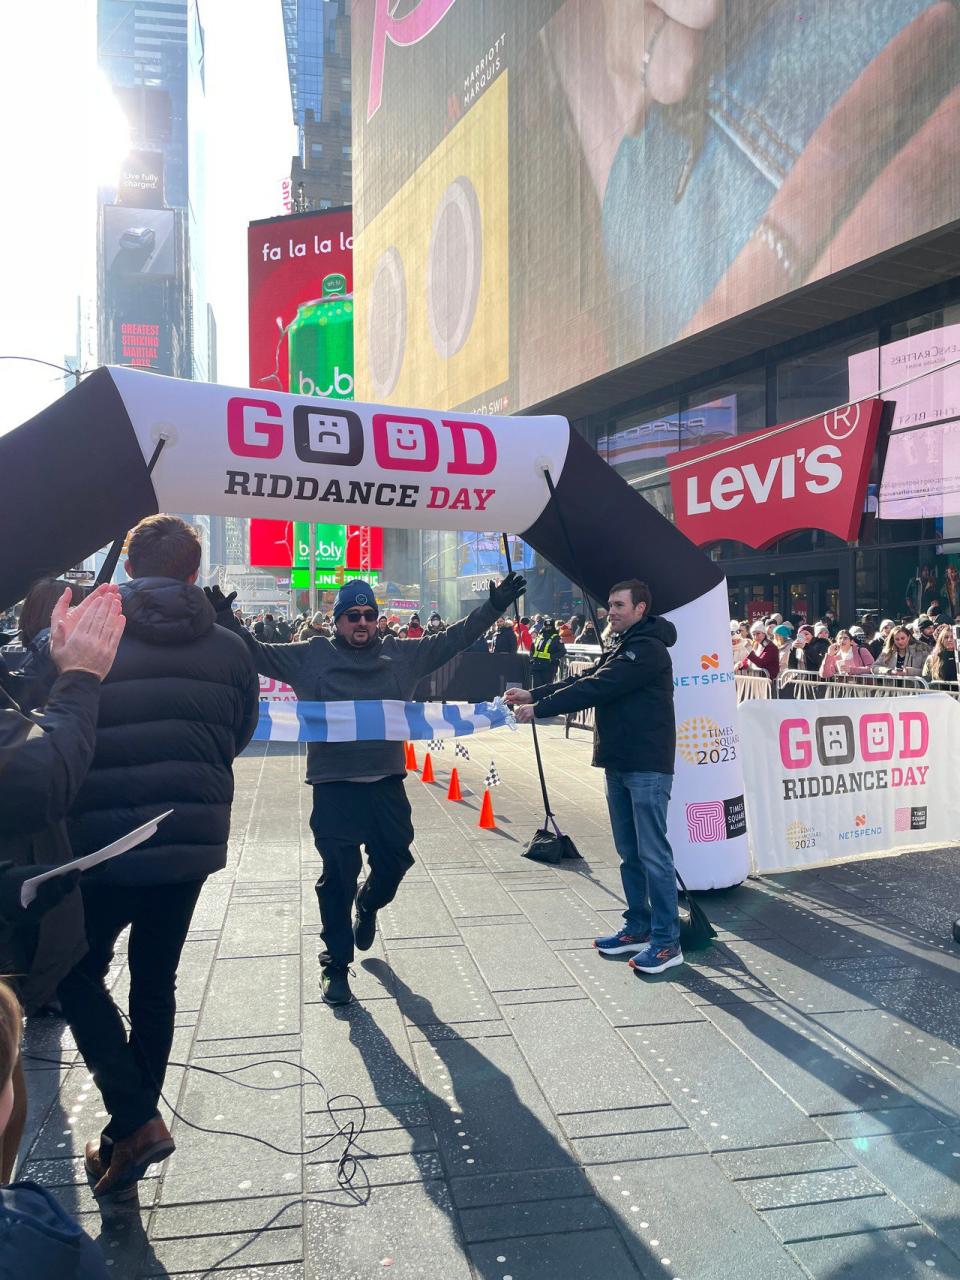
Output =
[
  {"x1": 406, "y1": 614, "x2": 424, "y2": 638},
  {"x1": 772, "y1": 623, "x2": 795, "y2": 672},
  {"x1": 737, "y1": 623, "x2": 779, "y2": 682},
  {"x1": 818, "y1": 630, "x2": 874, "y2": 679},
  {"x1": 506, "y1": 579, "x2": 682, "y2": 976},
  {"x1": 206, "y1": 572, "x2": 526, "y2": 1008},
  {"x1": 493, "y1": 618, "x2": 519, "y2": 654},
  {"x1": 54, "y1": 516, "x2": 260, "y2": 1200},
  {"x1": 1, "y1": 577, "x2": 82, "y2": 712},
  {"x1": 872, "y1": 625, "x2": 927, "y2": 676},
  {"x1": 922, "y1": 627, "x2": 958, "y2": 684},
  {"x1": 0, "y1": 585, "x2": 126, "y2": 1183},
  {"x1": 514, "y1": 616, "x2": 534, "y2": 652},
  {"x1": 0, "y1": 981, "x2": 110, "y2": 1278},
  {"x1": 576, "y1": 620, "x2": 601, "y2": 647},
  {"x1": 868, "y1": 618, "x2": 895, "y2": 660}
]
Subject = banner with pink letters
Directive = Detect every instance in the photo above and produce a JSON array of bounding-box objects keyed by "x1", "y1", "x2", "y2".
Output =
[{"x1": 739, "y1": 694, "x2": 960, "y2": 872}]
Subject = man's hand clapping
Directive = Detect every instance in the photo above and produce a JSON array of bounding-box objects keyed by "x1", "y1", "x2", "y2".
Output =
[{"x1": 49, "y1": 584, "x2": 125, "y2": 680}]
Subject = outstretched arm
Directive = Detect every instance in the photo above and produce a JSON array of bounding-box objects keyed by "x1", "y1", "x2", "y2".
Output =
[
  {"x1": 409, "y1": 574, "x2": 527, "y2": 678},
  {"x1": 205, "y1": 587, "x2": 309, "y2": 685}
]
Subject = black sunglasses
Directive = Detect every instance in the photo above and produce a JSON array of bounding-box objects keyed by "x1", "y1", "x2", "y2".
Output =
[{"x1": 344, "y1": 609, "x2": 377, "y2": 623}]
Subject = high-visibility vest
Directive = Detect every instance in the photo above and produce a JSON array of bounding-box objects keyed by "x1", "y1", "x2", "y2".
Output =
[{"x1": 531, "y1": 633, "x2": 559, "y2": 663}]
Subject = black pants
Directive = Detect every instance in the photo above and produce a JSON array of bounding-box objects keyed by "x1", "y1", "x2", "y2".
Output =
[
  {"x1": 58, "y1": 878, "x2": 204, "y2": 1141},
  {"x1": 309, "y1": 778, "x2": 415, "y2": 970}
]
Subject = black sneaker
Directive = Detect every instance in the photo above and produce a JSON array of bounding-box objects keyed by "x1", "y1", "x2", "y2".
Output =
[
  {"x1": 354, "y1": 897, "x2": 377, "y2": 952},
  {"x1": 321, "y1": 967, "x2": 353, "y2": 1006}
]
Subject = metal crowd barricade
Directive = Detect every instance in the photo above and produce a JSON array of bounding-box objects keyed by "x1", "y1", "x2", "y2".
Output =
[
  {"x1": 735, "y1": 671, "x2": 775, "y2": 702},
  {"x1": 775, "y1": 670, "x2": 932, "y2": 699},
  {"x1": 561, "y1": 657, "x2": 597, "y2": 736}
]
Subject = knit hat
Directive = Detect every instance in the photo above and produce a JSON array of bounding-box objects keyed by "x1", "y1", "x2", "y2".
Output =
[
  {"x1": 773, "y1": 624, "x2": 793, "y2": 639},
  {"x1": 332, "y1": 579, "x2": 379, "y2": 622},
  {"x1": 879, "y1": 618, "x2": 895, "y2": 630},
  {"x1": 814, "y1": 623, "x2": 829, "y2": 636}
]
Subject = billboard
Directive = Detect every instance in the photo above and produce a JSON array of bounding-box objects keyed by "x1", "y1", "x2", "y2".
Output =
[
  {"x1": 99, "y1": 204, "x2": 182, "y2": 376},
  {"x1": 247, "y1": 207, "x2": 379, "y2": 580},
  {"x1": 353, "y1": 0, "x2": 960, "y2": 415},
  {"x1": 247, "y1": 207, "x2": 354, "y2": 396}
]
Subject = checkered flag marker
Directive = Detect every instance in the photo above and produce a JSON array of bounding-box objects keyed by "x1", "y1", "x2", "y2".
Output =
[
  {"x1": 454, "y1": 742, "x2": 470, "y2": 762},
  {"x1": 428, "y1": 737, "x2": 445, "y2": 752},
  {"x1": 484, "y1": 760, "x2": 502, "y2": 788}
]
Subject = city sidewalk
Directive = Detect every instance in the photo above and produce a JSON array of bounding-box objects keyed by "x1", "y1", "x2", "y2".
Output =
[{"x1": 19, "y1": 724, "x2": 960, "y2": 1279}]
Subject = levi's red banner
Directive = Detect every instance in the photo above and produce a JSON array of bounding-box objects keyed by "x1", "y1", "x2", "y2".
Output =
[{"x1": 667, "y1": 400, "x2": 884, "y2": 549}]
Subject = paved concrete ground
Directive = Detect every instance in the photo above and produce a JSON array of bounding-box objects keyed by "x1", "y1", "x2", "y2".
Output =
[{"x1": 19, "y1": 723, "x2": 960, "y2": 1279}]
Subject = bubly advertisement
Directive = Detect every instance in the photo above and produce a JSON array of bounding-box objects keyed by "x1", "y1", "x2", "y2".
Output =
[
  {"x1": 740, "y1": 695, "x2": 960, "y2": 872},
  {"x1": 248, "y1": 207, "x2": 354, "y2": 397}
]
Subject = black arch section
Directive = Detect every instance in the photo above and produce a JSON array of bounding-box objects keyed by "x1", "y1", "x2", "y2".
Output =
[
  {"x1": 0, "y1": 368, "x2": 158, "y2": 610},
  {"x1": 520, "y1": 427, "x2": 723, "y2": 611}
]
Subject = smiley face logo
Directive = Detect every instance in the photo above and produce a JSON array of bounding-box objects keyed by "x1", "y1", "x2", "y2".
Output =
[{"x1": 373, "y1": 413, "x2": 440, "y2": 471}]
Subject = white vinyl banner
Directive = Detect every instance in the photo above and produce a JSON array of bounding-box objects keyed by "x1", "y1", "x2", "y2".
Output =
[
  {"x1": 664, "y1": 580, "x2": 750, "y2": 889},
  {"x1": 740, "y1": 694, "x2": 960, "y2": 872},
  {"x1": 109, "y1": 367, "x2": 570, "y2": 533}
]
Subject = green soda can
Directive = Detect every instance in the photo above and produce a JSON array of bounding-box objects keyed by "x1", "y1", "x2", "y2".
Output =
[{"x1": 287, "y1": 272, "x2": 354, "y2": 401}]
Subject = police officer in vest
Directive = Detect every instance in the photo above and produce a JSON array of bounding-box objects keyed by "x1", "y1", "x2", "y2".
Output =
[
  {"x1": 206, "y1": 573, "x2": 525, "y2": 1005},
  {"x1": 530, "y1": 618, "x2": 566, "y2": 688}
]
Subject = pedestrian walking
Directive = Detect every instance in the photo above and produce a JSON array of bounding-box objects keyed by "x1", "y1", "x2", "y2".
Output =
[
  {"x1": 506, "y1": 579, "x2": 683, "y2": 975},
  {"x1": 206, "y1": 572, "x2": 526, "y2": 1006},
  {"x1": 56, "y1": 516, "x2": 260, "y2": 1199}
]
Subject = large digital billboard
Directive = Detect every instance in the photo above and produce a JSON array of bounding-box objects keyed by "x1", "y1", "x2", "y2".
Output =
[
  {"x1": 248, "y1": 207, "x2": 354, "y2": 396},
  {"x1": 353, "y1": 0, "x2": 960, "y2": 415}
]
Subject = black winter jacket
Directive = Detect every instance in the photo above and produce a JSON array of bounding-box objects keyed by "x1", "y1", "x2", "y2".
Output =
[
  {"x1": 66, "y1": 579, "x2": 260, "y2": 886},
  {"x1": 0, "y1": 670, "x2": 99, "y2": 1011},
  {"x1": 533, "y1": 615, "x2": 677, "y2": 774},
  {"x1": 222, "y1": 599, "x2": 500, "y2": 783}
]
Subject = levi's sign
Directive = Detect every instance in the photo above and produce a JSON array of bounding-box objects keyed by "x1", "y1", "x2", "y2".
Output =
[{"x1": 667, "y1": 400, "x2": 884, "y2": 549}]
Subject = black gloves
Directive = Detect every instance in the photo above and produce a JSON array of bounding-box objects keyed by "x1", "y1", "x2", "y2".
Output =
[
  {"x1": 204, "y1": 586, "x2": 238, "y2": 623},
  {"x1": 489, "y1": 572, "x2": 527, "y2": 613},
  {"x1": 0, "y1": 862, "x2": 81, "y2": 923}
]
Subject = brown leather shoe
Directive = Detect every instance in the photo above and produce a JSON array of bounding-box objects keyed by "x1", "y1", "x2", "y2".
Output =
[
  {"x1": 91, "y1": 1117, "x2": 175, "y2": 1198},
  {"x1": 84, "y1": 1140, "x2": 138, "y2": 1203}
]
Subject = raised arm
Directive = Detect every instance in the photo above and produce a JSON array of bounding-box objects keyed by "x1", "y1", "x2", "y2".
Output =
[
  {"x1": 205, "y1": 587, "x2": 309, "y2": 685},
  {"x1": 408, "y1": 574, "x2": 526, "y2": 679}
]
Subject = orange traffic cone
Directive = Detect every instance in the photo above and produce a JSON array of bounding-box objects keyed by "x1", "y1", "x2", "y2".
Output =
[
  {"x1": 446, "y1": 768, "x2": 462, "y2": 801},
  {"x1": 405, "y1": 741, "x2": 418, "y2": 770},
  {"x1": 421, "y1": 752, "x2": 435, "y2": 783},
  {"x1": 477, "y1": 788, "x2": 496, "y2": 829}
]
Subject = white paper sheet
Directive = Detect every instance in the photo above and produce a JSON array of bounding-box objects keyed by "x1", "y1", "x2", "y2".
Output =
[{"x1": 20, "y1": 810, "x2": 173, "y2": 908}]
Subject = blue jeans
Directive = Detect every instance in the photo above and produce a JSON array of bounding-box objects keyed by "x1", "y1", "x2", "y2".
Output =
[{"x1": 604, "y1": 769, "x2": 679, "y2": 948}]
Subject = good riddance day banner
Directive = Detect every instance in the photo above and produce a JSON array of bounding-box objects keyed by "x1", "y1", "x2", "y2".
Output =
[{"x1": 739, "y1": 695, "x2": 960, "y2": 872}]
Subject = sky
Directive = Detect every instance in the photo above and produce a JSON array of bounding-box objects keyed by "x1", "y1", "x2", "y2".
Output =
[{"x1": 0, "y1": 0, "x2": 296, "y2": 434}]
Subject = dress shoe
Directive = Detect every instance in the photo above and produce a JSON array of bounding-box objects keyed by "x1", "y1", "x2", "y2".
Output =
[
  {"x1": 84, "y1": 1140, "x2": 138, "y2": 1202},
  {"x1": 91, "y1": 1116, "x2": 175, "y2": 1198},
  {"x1": 321, "y1": 967, "x2": 353, "y2": 1006}
]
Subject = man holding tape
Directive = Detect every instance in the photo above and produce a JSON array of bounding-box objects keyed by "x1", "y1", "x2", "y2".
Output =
[
  {"x1": 507, "y1": 578, "x2": 683, "y2": 975},
  {"x1": 207, "y1": 573, "x2": 525, "y2": 1005}
]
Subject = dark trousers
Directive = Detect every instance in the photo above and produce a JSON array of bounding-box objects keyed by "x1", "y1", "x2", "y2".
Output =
[
  {"x1": 58, "y1": 878, "x2": 204, "y2": 1141},
  {"x1": 309, "y1": 778, "x2": 415, "y2": 970}
]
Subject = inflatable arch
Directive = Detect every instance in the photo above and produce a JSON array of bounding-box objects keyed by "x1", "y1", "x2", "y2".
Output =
[{"x1": 0, "y1": 367, "x2": 748, "y2": 888}]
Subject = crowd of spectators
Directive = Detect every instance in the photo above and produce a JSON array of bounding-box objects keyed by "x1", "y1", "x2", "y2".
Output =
[{"x1": 732, "y1": 607, "x2": 959, "y2": 685}]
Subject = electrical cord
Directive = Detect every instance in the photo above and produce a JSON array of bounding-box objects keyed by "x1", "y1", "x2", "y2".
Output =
[{"x1": 22, "y1": 971, "x2": 373, "y2": 1273}]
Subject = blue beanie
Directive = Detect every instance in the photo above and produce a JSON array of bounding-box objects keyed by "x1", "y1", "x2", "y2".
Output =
[{"x1": 333, "y1": 579, "x2": 379, "y2": 622}]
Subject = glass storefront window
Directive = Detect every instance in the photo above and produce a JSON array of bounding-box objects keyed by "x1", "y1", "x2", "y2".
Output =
[
  {"x1": 681, "y1": 370, "x2": 766, "y2": 445},
  {"x1": 776, "y1": 330, "x2": 878, "y2": 424},
  {"x1": 598, "y1": 399, "x2": 680, "y2": 486}
]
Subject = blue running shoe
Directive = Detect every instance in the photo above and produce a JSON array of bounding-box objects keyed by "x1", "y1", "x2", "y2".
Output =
[
  {"x1": 629, "y1": 943, "x2": 684, "y2": 974},
  {"x1": 594, "y1": 929, "x2": 650, "y2": 956}
]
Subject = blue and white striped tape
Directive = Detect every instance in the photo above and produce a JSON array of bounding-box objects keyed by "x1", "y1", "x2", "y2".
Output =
[{"x1": 254, "y1": 697, "x2": 516, "y2": 743}]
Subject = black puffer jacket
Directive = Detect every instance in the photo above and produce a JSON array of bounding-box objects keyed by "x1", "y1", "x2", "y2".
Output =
[
  {"x1": 533, "y1": 615, "x2": 677, "y2": 774},
  {"x1": 66, "y1": 578, "x2": 260, "y2": 885}
]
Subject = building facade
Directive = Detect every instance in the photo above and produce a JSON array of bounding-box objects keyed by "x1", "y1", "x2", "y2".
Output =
[
  {"x1": 285, "y1": 0, "x2": 352, "y2": 212},
  {"x1": 350, "y1": 1, "x2": 960, "y2": 624}
]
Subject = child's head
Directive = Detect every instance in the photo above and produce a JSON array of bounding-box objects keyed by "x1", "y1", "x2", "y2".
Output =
[{"x1": 0, "y1": 982, "x2": 22, "y2": 1136}]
